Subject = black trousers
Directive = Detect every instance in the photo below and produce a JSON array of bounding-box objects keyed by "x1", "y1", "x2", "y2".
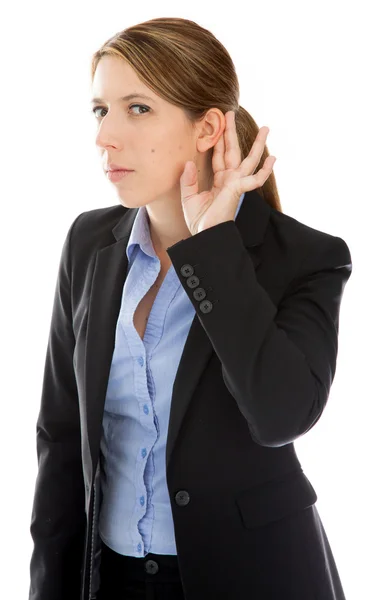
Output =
[{"x1": 96, "y1": 539, "x2": 186, "y2": 600}]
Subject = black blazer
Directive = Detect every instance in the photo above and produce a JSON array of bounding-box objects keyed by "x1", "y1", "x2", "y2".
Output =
[{"x1": 29, "y1": 188, "x2": 352, "y2": 600}]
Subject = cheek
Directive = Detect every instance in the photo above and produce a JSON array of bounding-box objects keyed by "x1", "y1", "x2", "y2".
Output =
[{"x1": 149, "y1": 145, "x2": 187, "y2": 179}]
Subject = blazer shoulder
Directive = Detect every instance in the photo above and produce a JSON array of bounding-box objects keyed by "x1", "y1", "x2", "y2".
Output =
[
  {"x1": 66, "y1": 204, "x2": 130, "y2": 253},
  {"x1": 72, "y1": 203, "x2": 128, "y2": 233},
  {"x1": 270, "y1": 208, "x2": 352, "y2": 273},
  {"x1": 265, "y1": 209, "x2": 352, "y2": 299}
]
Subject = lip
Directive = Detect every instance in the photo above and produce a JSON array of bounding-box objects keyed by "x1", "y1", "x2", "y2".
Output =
[
  {"x1": 105, "y1": 162, "x2": 132, "y2": 172},
  {"x1": 106, "y1": 169, "x2": 134, "y2": 183}
]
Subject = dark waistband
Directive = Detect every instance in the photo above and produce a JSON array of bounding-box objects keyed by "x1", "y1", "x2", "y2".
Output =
[{"x1": 100, "y1": 539, "x2": 181, "y2": 583}]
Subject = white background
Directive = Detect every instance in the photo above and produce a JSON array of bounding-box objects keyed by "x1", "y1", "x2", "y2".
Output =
[{"x1": 0, "y1": 1, "x2": 386, "y2": 598}]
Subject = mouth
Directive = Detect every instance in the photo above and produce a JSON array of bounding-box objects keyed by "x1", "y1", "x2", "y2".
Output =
[{"x1": 106, "y1": 170, "x2": 134, "y2": 182}]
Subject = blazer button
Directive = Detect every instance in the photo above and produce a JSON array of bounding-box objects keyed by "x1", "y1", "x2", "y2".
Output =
[
  {"x1": 199, "y1": 299, "x2": 213, "y2": 313},
  {"x1": 175, "y1": 490, "x2": 190, "y2": 506},
  {"x1": 193, "y1": 287, "x2": 206, "y2": 301},
  {"x1": 186, "y1": 275, "x2": 199, "y2": 289},
  {"x1": 144, "y1": 559, "x2": 159, "y2": 575},
  {"x1": 180, "y1": 264, "x2": 194, "y2": 277}
]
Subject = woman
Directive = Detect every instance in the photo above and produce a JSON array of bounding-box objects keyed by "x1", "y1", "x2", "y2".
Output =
[{"x1": 29, "y1": 17, "x2": 352, "y2": 600}]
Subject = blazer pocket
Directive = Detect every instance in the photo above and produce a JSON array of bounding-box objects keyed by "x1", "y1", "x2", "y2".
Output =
[{"x1": 235, "y1": 468, "x2": 318, "y2": 529}]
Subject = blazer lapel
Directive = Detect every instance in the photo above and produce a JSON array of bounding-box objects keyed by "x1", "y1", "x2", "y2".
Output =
[{"x1": 84, "y1": 189, "x2": 271, "y2": 474}]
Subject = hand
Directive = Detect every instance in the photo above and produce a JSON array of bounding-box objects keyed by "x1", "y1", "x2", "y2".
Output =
[{"x1": 179, "y1": 111, "x2": 276, "y2": 236}]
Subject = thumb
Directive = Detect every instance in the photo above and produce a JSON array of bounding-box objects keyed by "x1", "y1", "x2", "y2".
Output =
[{"x1": 180, "y1": 161, "x2": 198, "y2": 202}]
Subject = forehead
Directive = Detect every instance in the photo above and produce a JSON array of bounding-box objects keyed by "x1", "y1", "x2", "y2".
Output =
[{"x1": 91, "y1": 56, "x2": 157, "y2": 103}]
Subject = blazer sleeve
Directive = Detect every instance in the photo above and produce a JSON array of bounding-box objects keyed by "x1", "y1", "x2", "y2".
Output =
[
  {"x1": 29, "y1": 213, "x2": 86, "y2": 600},
  {"x1": 166, "y1": 220, "x2": 353, "y2": 448}
]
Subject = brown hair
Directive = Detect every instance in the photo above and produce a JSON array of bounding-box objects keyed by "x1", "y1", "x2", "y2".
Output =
[{"x1": 90, "y1": 17, "x2": 282, "y2": 213}]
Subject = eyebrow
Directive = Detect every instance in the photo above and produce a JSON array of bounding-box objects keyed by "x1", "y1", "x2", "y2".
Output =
[{"x1": 90, "y1": 93, "x2": 155, "y2": 104}]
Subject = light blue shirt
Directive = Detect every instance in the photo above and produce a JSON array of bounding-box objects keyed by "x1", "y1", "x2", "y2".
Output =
[{"x1": 98, "y1": 192, "x2": 246, "y2": 557}]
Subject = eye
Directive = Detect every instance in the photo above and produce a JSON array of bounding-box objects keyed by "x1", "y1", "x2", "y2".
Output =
[{"x1": 91, "y1": 104, "x2": 150, "y2": 118}]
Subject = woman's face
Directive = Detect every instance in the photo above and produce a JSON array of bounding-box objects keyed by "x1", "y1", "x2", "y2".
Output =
[{"x1": 91, "y1": 55, "x2": 216, "y2": 209}]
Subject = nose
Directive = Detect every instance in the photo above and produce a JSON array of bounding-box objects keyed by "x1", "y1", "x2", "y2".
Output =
[
  {"x1": 95, "y1": 115, "x2": 126, "y2": 151},
  {"x1": 95, "y1": 129, "x2": 121, "y2": 151}
]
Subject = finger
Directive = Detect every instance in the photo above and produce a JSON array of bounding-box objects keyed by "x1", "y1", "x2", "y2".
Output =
[
  {"x1": 239, "y1": 156, "x2": 276, "y2": 193},
  {"x1": 224, "y1": 111, "x2": 241, "y2": 170},
  {"x1": 180, "y1": 160, "x2": 199, "y2": 203},
  {"x1": 212, "y1": 123, "x2": 226, "y2": 173},
  {"x1": 239, "y1": 126, "x2": 270, "y2": 178}
]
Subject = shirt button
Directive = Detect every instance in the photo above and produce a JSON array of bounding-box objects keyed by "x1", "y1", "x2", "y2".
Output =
[
  {"x1": 137, "y1": 357, "x2": 144, "y2": 367},
  {"x1": 137, "y1": 543, "x2": 142, "y2": 553},
  {"x1": 141, "y1": 448, "x2": 147, "y2": 458},
  {"x1": 140, "y1": 495, "x2": 145, "y2": 506},
  {"x1": 143, "y1": 404, "x2": 149, "y2": 415}
]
